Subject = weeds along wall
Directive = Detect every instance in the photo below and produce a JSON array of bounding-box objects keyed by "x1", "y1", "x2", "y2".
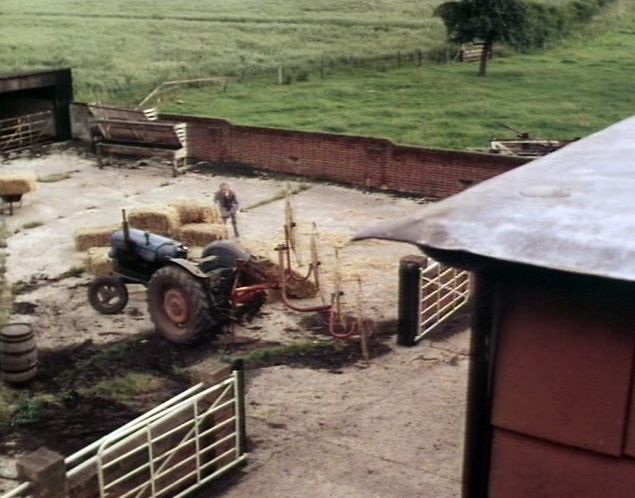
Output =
[
  {"x1": 70, "y1": 104, "x2": 527, "y2": 199},
  {"x1": 165, "y1": 114, "x2": 528, "y2": 199}
]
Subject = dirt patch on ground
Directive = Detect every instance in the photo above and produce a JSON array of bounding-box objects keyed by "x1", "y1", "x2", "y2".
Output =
[
  {"x1": 5, "y1": 397, "x2": 140, "y2": 457},
  {"x1": 0, "y1": 317, "x2": 396, "y2": 476}
]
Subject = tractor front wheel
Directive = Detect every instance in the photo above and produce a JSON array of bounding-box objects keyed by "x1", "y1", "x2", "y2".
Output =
[
  {"x1": 88, "y1": 276, "x2": 129, "y2": 315},
  {"x1": 147, "y1": 265, "x2": 215, "y2": 344}
]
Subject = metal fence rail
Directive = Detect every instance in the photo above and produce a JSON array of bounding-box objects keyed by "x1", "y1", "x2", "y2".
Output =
[{"x1": 416, "y1": 262, "x2": 470, "y2": 343}]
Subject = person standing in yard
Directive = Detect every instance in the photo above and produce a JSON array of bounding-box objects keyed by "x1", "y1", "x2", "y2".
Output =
[{"x1": 214, "y1": 182, "x2": 240, "y2": 237}]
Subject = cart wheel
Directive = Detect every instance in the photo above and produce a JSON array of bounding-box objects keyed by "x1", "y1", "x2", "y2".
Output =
[{"x1": 88, "y1": 276, "x2": 129, "y2": 314}]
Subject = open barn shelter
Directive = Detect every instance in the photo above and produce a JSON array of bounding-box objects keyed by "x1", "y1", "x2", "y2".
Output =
[
  {"x1": 0, "y1": 69, "x2": 73, "y2": 152},
  {"x1": 356, "y1": 115, "x2": 635, "y2": 497}
]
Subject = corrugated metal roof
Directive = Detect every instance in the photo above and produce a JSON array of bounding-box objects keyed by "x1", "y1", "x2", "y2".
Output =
[{"x1": 354, "y1": 115, "x2": 635, "y2": 282}]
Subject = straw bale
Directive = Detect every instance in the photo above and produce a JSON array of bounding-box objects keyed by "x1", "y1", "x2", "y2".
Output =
[
  {"x1": 128, "y1": 205, "x2": 180, "y2": 236},
  {"x1": 175, "y1": 223, "x2": 228, "y2": 247},
  {"x1": 0, "y1": 172, "x2": 37, "y2": 196},
  {"x1": 85, "y1": 247, "x2": 113, "y2": 276},
  {"x1": 253, "y1": 256, "x2": 318, "y2": 299},
  {"x1": 74, "y1": 224, "x2": 119, "y2": 252},
  {"x1": 169, "y1": 200, "x2": 222, "y2": 225}
]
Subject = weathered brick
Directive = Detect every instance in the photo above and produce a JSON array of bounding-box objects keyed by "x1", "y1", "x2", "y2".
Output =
[{"x1": 163, "y1": 114, "x2": 528, "y2": 199}]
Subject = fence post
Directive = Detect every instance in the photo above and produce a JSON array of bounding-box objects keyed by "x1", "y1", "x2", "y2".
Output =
[
  {"x1": 277, "y1": 65, "x2": 283, "y2": 85},
  {"x1": 232, "y1": 359, "x2": 248, "y2": 455},
  {"x1": 16, "y1": 447, "x2": 68, "y2": 498},
  {"x1": 397, "y1": 255, "x2": 427, "y2": 346},
  {"x1": 397, "y1": 51, "x2": 402, "y2": 67},
  {"x1": 417, "y1": 49, "x2": 423, "y2": 66}
]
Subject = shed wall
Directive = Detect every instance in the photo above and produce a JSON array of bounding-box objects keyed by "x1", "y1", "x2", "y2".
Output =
[{"x1": 485, "y1": 270, "x2": 635, "y2": 497}]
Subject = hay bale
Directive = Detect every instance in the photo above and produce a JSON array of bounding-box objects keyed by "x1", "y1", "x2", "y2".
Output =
[
  {"x1": 128, "y1": 205, "x2": 180, "y2": 236},
  {"x1": 169, "y1": 200, "x2": 221, "y2": 225},
  {"x1": 0, "y1": 172, "x2": 37, "y2": 196},
  {"x1": 174, "y1": 223, "x2": 228, "y2": 247},
  {"x1": 85, "y1": 247, "x2": 113, "y2": 276},
  {"x1": 253, "y1": 256, "x2": 318, "y2": 299},
  {"x1": 74, "y1": 224, "x2": 119, "y2": 252}
]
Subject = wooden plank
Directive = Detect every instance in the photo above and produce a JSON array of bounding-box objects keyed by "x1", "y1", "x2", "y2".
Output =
[
  {"x1": 96, "y1": 142, "x2": 185, "y2": 160},
  {"x1": 88, "y1": 104, "x2": 157, "y2": 122},
  {"x1": 96, "y1": 121, "x2": 186, "y2": 148}
]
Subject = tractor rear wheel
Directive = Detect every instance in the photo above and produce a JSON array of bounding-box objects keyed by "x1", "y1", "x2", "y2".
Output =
[
  {"x1": 147, "y1": 265, "x2": 215, "y2": 344},
  {"x1": 88, "y1": 276, "x2": 128, "y2": 315}
]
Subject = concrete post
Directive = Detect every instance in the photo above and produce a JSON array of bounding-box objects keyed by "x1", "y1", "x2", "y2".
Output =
[
  {"x1": 189, "y1": 358, "x2": 231, "y2": 386},
  {"x1": 16, "y1": 447, "x2": 68, "y2": 498}
]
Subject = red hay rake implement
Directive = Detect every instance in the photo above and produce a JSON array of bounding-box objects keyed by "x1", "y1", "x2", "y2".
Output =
[{"x1": 233, "y1": 193, "x2": 366, "y2": 340}]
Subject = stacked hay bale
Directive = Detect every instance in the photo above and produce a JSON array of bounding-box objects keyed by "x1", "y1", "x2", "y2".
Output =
[
  {"x1": 169, "y1": 200, "x2": 222, "y2": 225},
  {"x1": 73, "y1": 201, "x2": 230, "y2": 277},
  {"x1": 74, "y1": 224, "x2": 119, "y2": 251},
  {"x1": 127, "y1": 205, "x2": 180, "y2": 237},
  {"x1": 84, "y1": 247, "x2": 113, "y2": 276},
  {"x1": 73, "y1": 225, "x2": 118, "y2": 277},
  {"x1": 169, "y1": 200, "x2": 228, "y2": 248}
]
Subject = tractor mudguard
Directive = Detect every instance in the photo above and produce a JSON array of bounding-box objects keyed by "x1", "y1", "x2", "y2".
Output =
[
  {"x1": 167, "y1": 258, "x2": 237, "y2": 303},
  {"x1": 167, "y1": 258, "x2": 211, "y2": 279}
]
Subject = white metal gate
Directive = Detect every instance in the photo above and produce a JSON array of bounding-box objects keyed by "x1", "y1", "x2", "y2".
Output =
[
  {"x1": 1, "y1": 369, "x2": 247, "y2": 498},
  {"x1": 416, "y1": 261, "x2": 470, "y2": 343}
]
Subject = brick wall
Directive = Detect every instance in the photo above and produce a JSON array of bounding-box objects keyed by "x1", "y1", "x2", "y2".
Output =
[{"x1": 163, "y1": 114, "x2": 529, "y2": 199}]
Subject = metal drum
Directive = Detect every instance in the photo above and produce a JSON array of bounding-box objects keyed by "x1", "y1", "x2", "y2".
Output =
[{"x1": 0, "y1": 323, "x2": 37, "y2": 384}]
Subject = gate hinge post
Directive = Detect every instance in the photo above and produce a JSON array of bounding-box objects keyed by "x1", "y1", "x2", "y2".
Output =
[{"x1": 16, "y1": 447, "x2": 68, "y2": 498}]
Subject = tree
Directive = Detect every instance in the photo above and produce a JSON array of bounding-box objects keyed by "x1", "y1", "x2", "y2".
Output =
[{"x1": 435, "y1": 0, "x2": 528, "y2": 76}]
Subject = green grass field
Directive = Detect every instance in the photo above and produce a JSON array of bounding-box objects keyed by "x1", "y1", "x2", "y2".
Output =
[
  {"x1": 1, "y1": 0, "x2": 448, "y2": 102},
  {"x1": 1, "y1": 0, "x2": 574, "y2": 103},
  {"x1": 158, "y1": 1, "x2": 635, "y2": 150}
]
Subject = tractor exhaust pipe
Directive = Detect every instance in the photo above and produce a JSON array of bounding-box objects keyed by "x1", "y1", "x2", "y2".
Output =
[{"x1": 122, "y1": 208, "x2": 130, "y2": 245}]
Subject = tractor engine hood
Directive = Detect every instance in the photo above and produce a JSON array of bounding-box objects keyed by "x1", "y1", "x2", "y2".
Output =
[{"x1": 111, "y1": 228, "x2": 187, "y2": 263}]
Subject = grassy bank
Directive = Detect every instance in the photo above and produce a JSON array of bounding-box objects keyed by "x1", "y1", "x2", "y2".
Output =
[{"x1": 160, "y1": 2, "x2": 635, "y2": 150}]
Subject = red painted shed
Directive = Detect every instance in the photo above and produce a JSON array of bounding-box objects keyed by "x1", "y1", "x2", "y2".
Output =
[{"x1": 355, "y1": 115, "x2": 635, "y2": 497}]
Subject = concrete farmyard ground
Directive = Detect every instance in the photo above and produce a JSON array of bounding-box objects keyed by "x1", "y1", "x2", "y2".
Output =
[{"x1": 0, "y1": 144, "x2": 469, "y2": 497}]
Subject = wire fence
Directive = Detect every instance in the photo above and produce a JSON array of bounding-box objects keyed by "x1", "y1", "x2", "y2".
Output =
[
  {"x1": 233, "y1": 45, "x2": 461, "y2": 86},
  {"x1": 142, "y1": 44, "x2": 463, "y2": 105}
]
